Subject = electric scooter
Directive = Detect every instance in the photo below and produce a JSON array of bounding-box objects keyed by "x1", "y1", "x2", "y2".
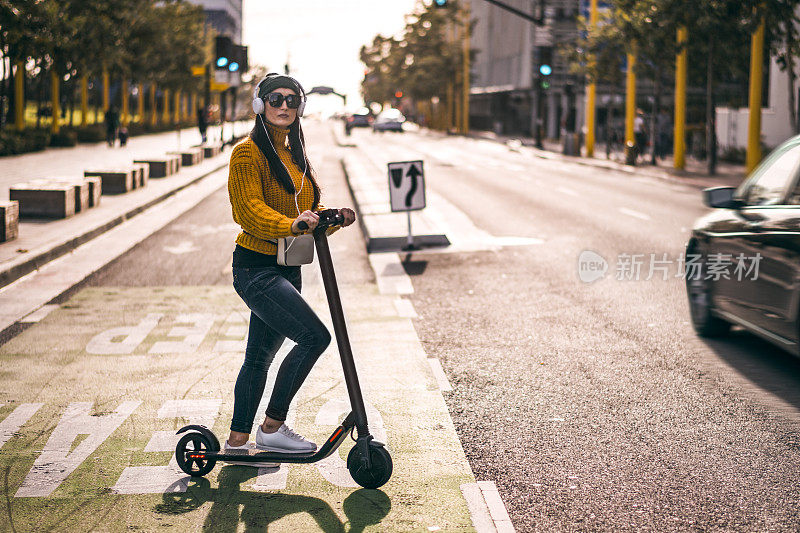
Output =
[{"x1": 174, "y1": 209, "x2": 392, "y2": 489}]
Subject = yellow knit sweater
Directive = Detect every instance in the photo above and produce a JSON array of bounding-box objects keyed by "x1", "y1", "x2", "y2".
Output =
[{"x1": 228, "y1": 124, "x2": 318, "y2": 255}]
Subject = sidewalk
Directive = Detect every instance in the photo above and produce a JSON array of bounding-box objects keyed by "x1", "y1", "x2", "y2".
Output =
[
  {"x1": 0, "y1": 122, "x2": 251, "y2": 291},
  {"x1": 465, "y1": 130, "x2": 747, "y2": 190}
]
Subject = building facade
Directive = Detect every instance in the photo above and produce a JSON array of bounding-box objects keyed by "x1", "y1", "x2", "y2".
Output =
[
  {"x1": 186, "y1": 0, "x2": 243, "y2": 43},
  {"x1": 469, "y1": 0, "x2": 584, "y2": 139}
]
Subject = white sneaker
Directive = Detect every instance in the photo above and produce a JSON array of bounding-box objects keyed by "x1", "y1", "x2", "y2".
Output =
[
  {"x1": 223, "y1": 441, "x2": 279, "y2": 468},
  {"x1": 256, "y1": 424, "x2": 317, "y2": 453}
]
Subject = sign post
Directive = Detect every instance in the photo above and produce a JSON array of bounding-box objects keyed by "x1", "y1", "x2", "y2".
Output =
[{"x1": 387, "y1": 160, "x2": 426, "y2": 250}]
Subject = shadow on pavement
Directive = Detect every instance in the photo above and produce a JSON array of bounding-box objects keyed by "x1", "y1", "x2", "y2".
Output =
[
  {"x1": 155, "y1": 466, "x2": 391, "y2": 532},
  {"x1": 702, "y1": 329, "x2": 800, "y2": 412}
]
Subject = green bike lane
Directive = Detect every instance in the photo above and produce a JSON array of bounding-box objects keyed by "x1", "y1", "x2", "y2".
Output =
[
  {"x1": 0, "y1": 277, "x2": 479, "y2": 531},
  {"x1": 0, "y1": 119, "x2": 508, "y2": 530}
]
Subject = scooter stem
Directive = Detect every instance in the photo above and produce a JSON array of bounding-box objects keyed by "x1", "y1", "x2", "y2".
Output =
[{"x1": 313, "y1": 228, "x2": 370, "y2": 436}]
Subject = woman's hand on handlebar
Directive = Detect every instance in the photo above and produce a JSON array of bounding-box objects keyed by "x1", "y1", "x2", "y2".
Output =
[
  {"x1": 340, "y1": 208, "x2": 356, "y2": 227},
  {"x1": 292, "y1": 210, "x2": 319, "y2": 234}
]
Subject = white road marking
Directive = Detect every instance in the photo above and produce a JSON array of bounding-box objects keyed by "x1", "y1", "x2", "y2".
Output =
[
  {"x1": 369, "y1": 253, "x2": 414, "y2": 295},
  {"x1": 20, "y1": 305, "x2": 59, "y2": 323},
  {"x1": 86, "y1": 313, "x2": 162, "y2": 354},
  {"x1": 427, "y1": 358, "x2": 453, "y2": 392},
  {"x1": 619, "y1": 207, "x2": 652, "y2": 221},
  {"x1": 394, "y1": 298, "x2": 418, "y2": 318},
  {"x1": 478, "y1": 481, "x2": 516, "y2": 532},
  {"x1": 163, "y1": 241, "x2": 199, "y2": 255},
  {"x1": 149, "y1": 313, "x2": 215, "y2": 354},
  {"x1": 0, "y1": 403, "x2": 44, "y2": 449},
  {"x1": 461, "y1": 480, "x2": 517, "y2": 533},
  {"x1": 212, "y1": 311, "x2": 248, "y2": 352},
  {"x1": 112, "y1": 399, "x2": 221, "y2": 495},
  {"x1": 17, "y1": 401, "x2": 140, "y2": 497},
  {"x1": 557, "y1": 186, "x2": 578, "y2": 197}
]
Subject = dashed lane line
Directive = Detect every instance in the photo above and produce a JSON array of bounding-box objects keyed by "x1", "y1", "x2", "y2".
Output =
[{"x1": 618, "y1": 207, "x2": 652, "y2": 221}]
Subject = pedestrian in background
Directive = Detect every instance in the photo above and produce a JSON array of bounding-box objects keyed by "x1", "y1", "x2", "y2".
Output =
[
  {"x1": 197, "y1": 106, "x2": 209, "y2": 144},
  {"x1": 105, "y1": 106, "x2": 120, "y2": 147},
  {"x1": 634, "y1": 109, "x2": 647, "y2": 162},
  {"x1": 224, "y1": 73, "x2": 356, "y2": 463}
]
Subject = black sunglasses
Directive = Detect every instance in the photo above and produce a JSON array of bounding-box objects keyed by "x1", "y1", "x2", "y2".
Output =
[{"x1": 266, "y1": 92, "x2": 301, "y2": 109}]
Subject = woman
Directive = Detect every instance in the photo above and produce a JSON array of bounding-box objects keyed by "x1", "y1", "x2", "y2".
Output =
[{"x1": 226, "y1": 73, "x2": 356, "y2": 462}]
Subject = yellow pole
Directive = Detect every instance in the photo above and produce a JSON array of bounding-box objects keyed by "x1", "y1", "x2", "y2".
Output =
[
  {"x1": 51, "y1": 71, "x2": 60, "y2": 134},
  {"x1": 163, "y1": 89, "x2": 171, "y2": 123},
  {"x1": 150, "y1": 84, "x2": 158, "y2": 126},
  {"x1": 174, "y1": 90, "x2": 181, "y2": 123},
  {"x1": 102, "y1": 68, "x2": 110, "y2": 111},
  {"x1": 137, "y1": 83, "x2": 145, "y2": 122},
  {"x1": 746, "y1": 16, "x2": 765, "y2": 173},
  {"x1": 80, "y1": 75, "x2": 88, "y2": 127},
  {"x1": 585, "y1": 0, "x2": 599, "y2": 157},
  {"x1": 191, "y1": 92, "x2": 197, "y2": 122},
  {"x1": 625, "y1": 53, "x2": 636, "y2": 146},
  {"x1": 14, "y1": 62, "x2": 24, "y2": 131},
  {"x1": 674, "y1": 27, "x2": 688, "y2": 170},
  {"x1": 121, "y1": 78, "x2": 129, "y2": 125},
  {"x1": 461, "y1": 1, "x2": 471, "y2": 134}
]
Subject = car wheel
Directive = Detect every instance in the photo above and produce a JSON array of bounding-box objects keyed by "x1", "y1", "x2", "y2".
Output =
[{"x1": 686, "y1": 245, "x2": 731, "y2": 337}]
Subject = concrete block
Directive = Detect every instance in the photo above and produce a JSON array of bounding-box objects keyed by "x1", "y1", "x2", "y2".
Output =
[
  {"x1": 134, "y1": 155, "x2": 181, "y2": 178},
  {"x1": 61, "y1": 179, "x2": 90, "y2": 213},
  {"x1": 201, "y1": 144, "x2": 222, "y2": 159},
  {"x1": 82, "y1": 176, "x2": 102, "y2": 207},
  {"x1": 0, "y1": 201, "x2": 19, "y2": 242},
  {"x1": 84, "y1": 169, "x2": 134, "y2": 195},
  {"x1": 167, "y1": 148, "x2": 203, "y2": 167},
  {"x1": 10, "y1": 183, "x2": 76, "y2": 218},
  {"x1": 132, "y1": 163, "x2": 149, "y2": 188}
]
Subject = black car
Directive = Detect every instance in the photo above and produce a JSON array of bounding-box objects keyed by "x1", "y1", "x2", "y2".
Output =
[
  {"x1": 686, "y1": 135, "x2": 800, "y2": 355},
  {"x1": 344, "y1": 110, "x2": 373, "y2": 132}
]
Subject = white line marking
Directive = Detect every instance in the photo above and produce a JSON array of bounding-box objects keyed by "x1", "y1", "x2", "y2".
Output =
[
  {"x1": 17, "y1": 401, "x2": 140, "y2": 497},
  {"x1": 557, "y1": 186, "x2": 578, "y2": 197},
  {"x1": 618, "y1": 207, "x2": 651, "y2": 221},
  {"x1": 368, "y1": 253, "x2": 414, "y2": 295},
  {"x1": 461, "y1": 483, "x2": 497, "y2": 533},
  {"x1": 20, "y1": 305, "x2": 59, "y2": 323},
  {"x1": 427, "y1": 358, "x2": 453, "y2": 392},
  {"x1": 0, "y1": 403, "x2": 44, "y2": 449},
  {"x1": 394, "y1": 298, "x2": 418, "y2": 318},
  {"x1": 477, "y1": 481, "x2": 516, "y2": 532}
]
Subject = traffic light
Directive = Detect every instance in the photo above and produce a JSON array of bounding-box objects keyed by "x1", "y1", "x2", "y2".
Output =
[
  {"x1": 229, "y1": 44, "x2": 248, "y2": 73},
  {"x1": 433, "y1": 0, "x2": 448, "y2": 6},
  {"x1": 537, "y1": 46, "x2": 553, "y2": 90},
  {"x1": 215, "y1": 36, "x2": 233, "y2": 69}
]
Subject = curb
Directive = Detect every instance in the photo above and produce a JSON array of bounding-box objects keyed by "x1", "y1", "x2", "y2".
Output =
[{"x1": 0, "y1": 151, "x2": 238, "y2": 290}]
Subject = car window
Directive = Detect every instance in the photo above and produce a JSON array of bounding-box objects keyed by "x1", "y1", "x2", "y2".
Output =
[{"x1": 741, "y1": 143, "x2": 800, "y2": 206}]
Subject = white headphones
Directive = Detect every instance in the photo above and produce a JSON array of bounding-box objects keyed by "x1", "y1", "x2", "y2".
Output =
[{"x1": 252, "y1": 73, "x2": 307, "y2": 117}]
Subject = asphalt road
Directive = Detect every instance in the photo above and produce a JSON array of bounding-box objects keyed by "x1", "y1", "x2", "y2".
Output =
[
  {"x1": 7, "y1": 120, "x2": 800, "y2": 531},
  {"x1": 346, "y1": 125, "x2": 800, "y2": 531}
]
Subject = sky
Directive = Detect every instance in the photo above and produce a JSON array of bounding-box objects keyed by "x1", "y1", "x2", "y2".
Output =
[{"x1": 242, "y1": 0, "x2": 419, "y2": 114}]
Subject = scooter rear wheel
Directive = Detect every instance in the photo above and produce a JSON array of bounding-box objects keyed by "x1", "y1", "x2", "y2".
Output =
[
  {"x1": 347, "y1": 444, "x2": 393, "y2": 489},
  {"x1": 176, "y1": 432, "x2": 217, "y2": 477}
]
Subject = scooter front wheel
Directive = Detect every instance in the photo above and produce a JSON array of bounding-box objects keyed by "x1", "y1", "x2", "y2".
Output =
[
  {"x1": 347, "y1": 444, "x2": 393, "y2": 489},
  {"x1": 176, "y1": 432, "x2": 217, "y2": 477}
]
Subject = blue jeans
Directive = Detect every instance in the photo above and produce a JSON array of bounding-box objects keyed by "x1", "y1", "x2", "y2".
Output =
[{"x1": 230, "y1": 265, "x2": 331, "y2": 433}]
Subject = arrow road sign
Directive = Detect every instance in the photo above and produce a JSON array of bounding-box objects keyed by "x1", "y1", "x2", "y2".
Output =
[{"x1": 387, "y1": 160, "x2": 425, "y2": 212}]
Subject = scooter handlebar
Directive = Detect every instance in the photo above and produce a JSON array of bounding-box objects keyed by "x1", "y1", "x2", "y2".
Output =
[{"x1": 295, "y1": 209, "x2": 344, "y2": 234}]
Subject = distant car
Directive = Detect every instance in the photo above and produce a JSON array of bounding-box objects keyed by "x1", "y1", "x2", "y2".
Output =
[
  {"x1": 372, "y1": 109, "x2": 405, "y2": 132},
  {"x1": 686, "y1": 134, "x2": 800, "y2": 355},
  {"x1": 345, "y1": 111, "x2": 373, "y2": 130}
]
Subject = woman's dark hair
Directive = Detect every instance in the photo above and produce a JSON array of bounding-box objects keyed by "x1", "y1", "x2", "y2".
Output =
[{"x1": 250, "y1": 116, "x2": 320, "y2": 209}]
